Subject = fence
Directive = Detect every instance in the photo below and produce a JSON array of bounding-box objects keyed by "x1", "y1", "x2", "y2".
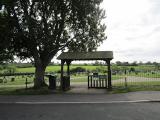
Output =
[
  {"x1": 0, "y1": 72, "x2": 56, "y2": 89},
  {"x1": 1, "y1": 67, "x2": 160, "y2": 90},
  {"x1": 112, "y1": 68, "x2": 160, "y2": 89}
]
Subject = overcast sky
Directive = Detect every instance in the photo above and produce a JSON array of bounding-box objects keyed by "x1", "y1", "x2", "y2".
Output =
[{"x1": 98, "y1": 0, "x2": 160, "y2": 62}]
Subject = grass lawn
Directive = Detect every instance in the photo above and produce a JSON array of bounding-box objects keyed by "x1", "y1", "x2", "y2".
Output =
[
  {"x1": 113, "y1": 81, "x2": 160, "y2": 89},
  {"x1": 0, "y1": 76, "x2": 35, "y2": 85},
  {"x1": 0, "y1": 86, "x2": 53, "y2": 95},
  {"x1": 16, "y1": 65, "x2": 106, "y2": 73},
  {"x1": 70, "y1": 76, "x2": 88, "y2": 82},
  {"x1": 111, "y1": 85, "x2": 160, "y2": 94},
  {"x1": 128, "y1": 72, "x2": 160, "y2": 78},
  {"x1": 1, "y1": 83, "x2": 160, "y2": 95},
  {"x1": 112, "y1": 75, "x2": 125, "y2": 80}
]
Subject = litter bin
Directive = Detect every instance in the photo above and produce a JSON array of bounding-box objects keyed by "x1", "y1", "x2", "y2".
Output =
[
  {"x1": 62, "y1": 76, "x2": 70, "y2": 90},
  {"x1": 48, "y1": 75, "x2": 56, "y2": 89}
]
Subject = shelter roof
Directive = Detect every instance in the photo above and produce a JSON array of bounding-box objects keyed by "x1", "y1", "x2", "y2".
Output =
[{"x1": 57, "y1": 51, "x2": 113, "y2": 61}]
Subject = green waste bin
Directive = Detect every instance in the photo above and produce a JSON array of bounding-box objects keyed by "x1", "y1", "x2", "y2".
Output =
[
  {"x1": 62, "y1": 76, "x2": 70, "y2": 90},
  {"x1": 48, "y1": 75, "x2": 56, "y2": 89}
]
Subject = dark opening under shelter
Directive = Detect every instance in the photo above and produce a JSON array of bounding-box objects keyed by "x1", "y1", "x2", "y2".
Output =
[{"x1": 57, "y1": 51, "x2": 113, "y2": 90}]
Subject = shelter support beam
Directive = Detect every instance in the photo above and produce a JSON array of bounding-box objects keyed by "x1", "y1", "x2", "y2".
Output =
[
  {"x1": 66, "y1": 60, "x2": 72, "y2": 76},
  {"x1": 106, "y1": 60, "x2": 112, "y2": 90},
  {"x1": 60, "y1": 60, "x2": 65, "y2": 89},
  {"x1": 66, "y1": 60, "x2": 72, "y2": 90}
]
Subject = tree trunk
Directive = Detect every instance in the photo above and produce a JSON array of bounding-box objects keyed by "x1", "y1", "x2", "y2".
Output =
[
  {"x1": 32, "y1": 49, "x2": 55, "y2": 89},
  {"x1": 34, "y1": 64, "x2": 47, "y2": 89}
]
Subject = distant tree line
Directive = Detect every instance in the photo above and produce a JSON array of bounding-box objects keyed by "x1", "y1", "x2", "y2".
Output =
[{"x1": 114, "y1": 61, "x2": 160, "y2": 66}]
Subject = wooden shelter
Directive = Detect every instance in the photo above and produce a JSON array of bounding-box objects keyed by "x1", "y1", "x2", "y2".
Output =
[{"x1": 57, "y1": 51, "x2": 113, "y2": 90}]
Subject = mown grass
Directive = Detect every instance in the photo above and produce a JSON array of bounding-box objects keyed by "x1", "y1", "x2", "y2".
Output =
[
  {"x1": 0, "y1": 76, "x2": 34, "y2": 85},
  {"x1": 112, "y1": 65, "x2": 156, "y2": 71},
  {"x1": 70, "y1": 75, "x2": 91, "y2": 82},
  {"x1": 0, "y1": 86, "x2": 52, "y2": 95},
  {"x1": 16, "y1": 65, "x2": 105, "y2": 73},
  {"x1": 1, "y1": 84, "x2": 160, "y2": 95},
  {"x1": 111, "y1": 81, "x2": 160, "y2": 94},
  {"x1": 112, "y1": 75, "x2": 125, "y2": 80},
  {"x1": 128, "y1": 72, "x2": 160, "y2": 78},
  {"x1": 111, "y1": 86, "x2": 160, "y2": 94}
]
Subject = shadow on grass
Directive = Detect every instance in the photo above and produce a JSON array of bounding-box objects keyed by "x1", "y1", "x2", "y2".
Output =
[
  {"x1": 1, "y1": 85, "x2": 160, "y2": 95},
  {"x1": 0, "y1": 87, "x2": 54, "y2": 95}
]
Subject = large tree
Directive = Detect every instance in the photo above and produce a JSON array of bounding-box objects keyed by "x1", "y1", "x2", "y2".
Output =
[{"x1": 2, "y1": 0, "x2": 106, "y2": 88}]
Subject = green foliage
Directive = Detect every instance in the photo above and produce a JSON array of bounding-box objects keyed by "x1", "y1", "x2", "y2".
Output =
[
  {"x1": 0, "y1": 12, "x2": 13, "y2": 63},
  {"x1": 3, "y1": 0, "x2": 106, "y2": 60},
  {"x1": 129, "y1": 67, "x2": 135, "y2": 72},
  {"x1": 70, "y1": 67, "x2": 86, "y2": 73},
  {"x1": 115, "y1": 61, "x2": 160, "y2": 66}
]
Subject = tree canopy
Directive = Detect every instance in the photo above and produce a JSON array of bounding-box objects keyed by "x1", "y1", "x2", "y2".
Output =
[
  {"x1": 1, "y1": 0, "x2": 107, "y2": 88},
  {"x1": 0, "y1": 11, "x2": 13, "y2": 63}
]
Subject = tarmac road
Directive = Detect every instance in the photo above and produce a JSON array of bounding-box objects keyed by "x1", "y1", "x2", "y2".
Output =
[
  {"x1": 0, "y1": 102, "x2": 160, "y2": 120},
  {"x1": 1, "y1": 91, "x2": 160, "y2": 120}
]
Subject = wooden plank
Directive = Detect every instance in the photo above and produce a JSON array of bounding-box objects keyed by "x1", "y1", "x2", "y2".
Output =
[
  {"x1": 102, "y1": 79, "x2": 104, "y2": 87},
  {"x1": 91, "y1": 76, "x2": 92, "y2": 88},
  {"x1": 96, "y1": 80, "x2": 98, "y2": 88},
  {"x1": 93, "y1": 80, "x2": 95, "y2": 88},
  {"x1": 99, "y1": 80, "x2": 101, "y2": 87},
  {"x1": 88, "y1": 76, "x2": 90, "y2": 88}
]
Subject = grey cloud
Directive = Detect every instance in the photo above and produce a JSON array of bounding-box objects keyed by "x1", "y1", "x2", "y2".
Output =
[
  {"x1": 125, "y1": 24, "x2": 160, "y2": 41},
  {"x1": 149, "y1": 0, "x2": 160, "y2": 15},
  {"x1": 101, "y1": 0, "x2": 160, "y2": 62},
  {"x1": 152, "y1": 26, "x2": 160, "y2": 32}
]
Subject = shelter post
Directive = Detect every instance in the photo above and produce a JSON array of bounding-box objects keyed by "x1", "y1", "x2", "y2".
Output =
[
  {"x1": 106, "y1": 60, "x2": 112, "y2": 90},
  {"x1": 66, "y1": 60, "x2": 72, "y2": 76},
  {"x1": 60, "y1": 60, "x2": 65, "y2": 89},
  {"x1": 66, "y1": 60, "x2": 72, "y2": 89}
]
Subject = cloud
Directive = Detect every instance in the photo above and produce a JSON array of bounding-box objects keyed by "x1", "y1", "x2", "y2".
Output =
[{"x1": 99, "y1": 0, "x2": 160, "y2": 62}]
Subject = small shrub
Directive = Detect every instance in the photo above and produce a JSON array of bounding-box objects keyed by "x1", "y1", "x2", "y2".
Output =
[
  {"x1": 11, "y1": 78, "x2": 15, "y2": 82},
  {"x1": 130, "y1": 67, "x2": 135, "y2": 72},
  {"x1": 70, "y1": 67, "x2": 86, "y2": 74},
  {"x1": 0, "y1": 79, "x2": 3, "y2": 83}
]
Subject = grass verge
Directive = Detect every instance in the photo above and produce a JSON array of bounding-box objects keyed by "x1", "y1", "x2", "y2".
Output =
[
  {"x1": 110, "y1": 86, "x2": 160, "y2": 94},
  {"x1": 0, "y1": 86, "x2": 53, "y2": 95}
]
